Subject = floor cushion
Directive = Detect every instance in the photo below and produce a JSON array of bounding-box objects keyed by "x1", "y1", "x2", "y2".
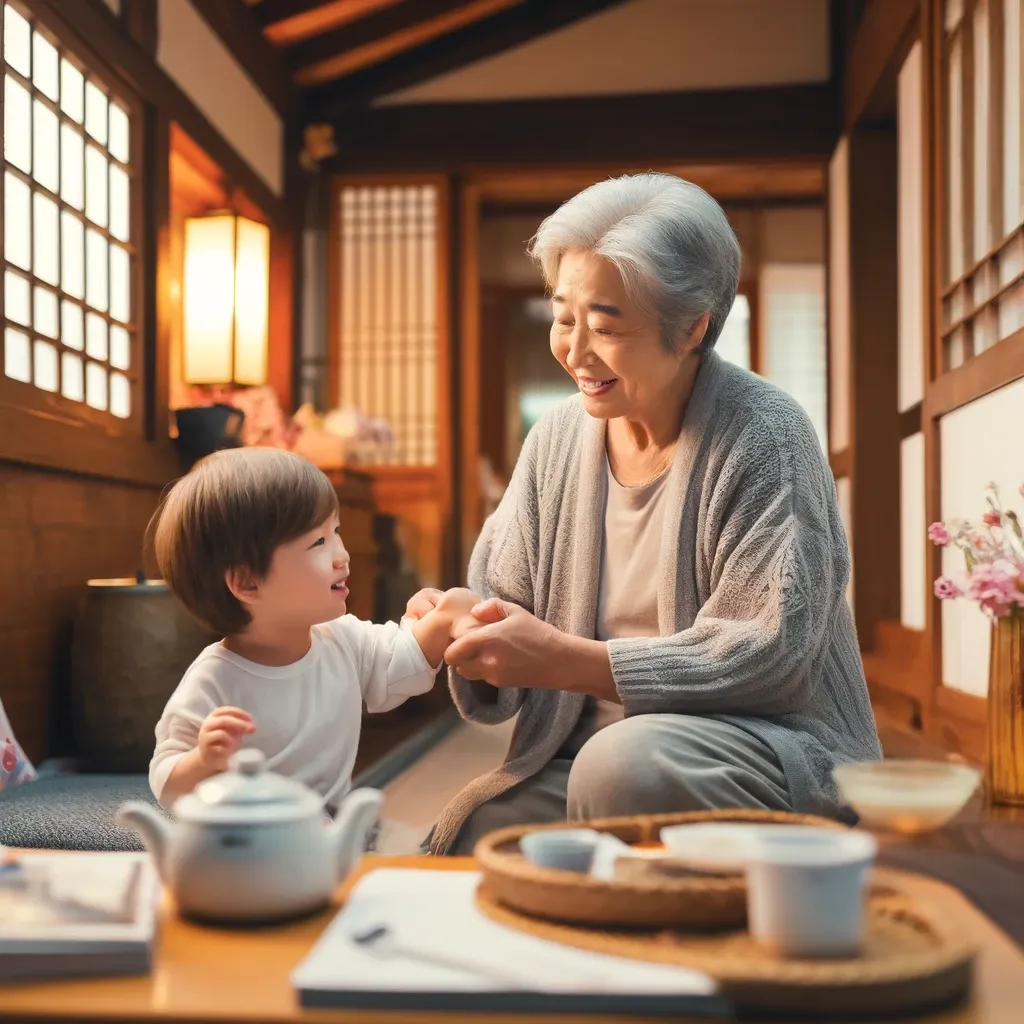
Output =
[{"x1": 0, "y1": 772, "x2": 163, "y2": 851}]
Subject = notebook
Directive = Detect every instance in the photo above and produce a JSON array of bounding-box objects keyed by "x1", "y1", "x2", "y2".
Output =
[
  {"x1": 292, "y1": 868, "x2": 730, "y2": 1016},
  {"x1": 0, "y1": 849, "x2": 161, "y2": 982}
]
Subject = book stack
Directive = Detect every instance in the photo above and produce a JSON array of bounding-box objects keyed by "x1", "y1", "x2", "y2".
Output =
[{"x1": 0, "y1": 849, "x2": 161, "y2": 983}]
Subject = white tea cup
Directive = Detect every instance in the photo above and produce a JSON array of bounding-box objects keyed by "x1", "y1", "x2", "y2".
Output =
[
  {"x1": 745, "y1": 827, "x2": 878, "y2": 958},
  {"x1": 519, "y1": 828, "x2": 601, "y2": 872}
]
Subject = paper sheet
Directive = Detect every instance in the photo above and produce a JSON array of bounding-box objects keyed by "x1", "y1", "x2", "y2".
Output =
[{"x1": 292, "y1": 868, "x2": 718, "y2": 999}]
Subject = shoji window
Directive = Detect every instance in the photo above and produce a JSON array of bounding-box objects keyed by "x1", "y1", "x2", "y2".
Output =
[
  {"x1": 941, "y1": 0, "x2": 1024, "y2": 368},
  {"x1": 2, "y1": 1, "x2": 139, "y2": 426},
  {"x1": 759, "y1": 263, "x2": 828, "y2": 451},
  {"x1": 715, "y1": 293, "x2": 752, "y2": 371},
  {"x1": 334, "y1": 183, "x2": 442, "y2": 466}
]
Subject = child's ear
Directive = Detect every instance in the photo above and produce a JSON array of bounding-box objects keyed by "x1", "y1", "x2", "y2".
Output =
[{"x1": 225, "y1": 566, "x2": 260, "y2": 606}]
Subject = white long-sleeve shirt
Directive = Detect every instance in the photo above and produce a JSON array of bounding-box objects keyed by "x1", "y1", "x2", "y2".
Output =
[{"x1": 149, "y1": 616, "x2": 437, "y2": 810}]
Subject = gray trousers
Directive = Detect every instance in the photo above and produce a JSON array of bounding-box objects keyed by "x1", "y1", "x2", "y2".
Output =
[{"x1": 445, "y1": 713, "x2": 791, "y2": 856}]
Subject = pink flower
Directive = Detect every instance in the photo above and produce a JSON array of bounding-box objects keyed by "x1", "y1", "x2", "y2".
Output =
[
  {"x1": 966, "y1": 560, "x2": 1024, "y2": 618},
  {"x1": 928, "y1": 522, "x2": 952, "y2": 546},
  {"x1": 933, "y1": 576, "x2": 963, "y2": 600},
  {"x1": 982, "y1": 510, "x2": 1002, "y2": 528}
]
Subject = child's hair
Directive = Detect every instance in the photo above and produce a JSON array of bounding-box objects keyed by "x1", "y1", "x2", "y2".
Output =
[{"x1": 151, "y1": 447, "x2": 339, "y2": 635}]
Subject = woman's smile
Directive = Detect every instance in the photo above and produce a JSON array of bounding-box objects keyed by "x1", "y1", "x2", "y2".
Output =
[{"x1": 576, "y1": 375, "x2": 618, "y2": 396}]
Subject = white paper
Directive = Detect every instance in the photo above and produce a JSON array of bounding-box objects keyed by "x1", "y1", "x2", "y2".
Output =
[{"x1": 292, "y1": 869, "x2": 717, "y2": 997}]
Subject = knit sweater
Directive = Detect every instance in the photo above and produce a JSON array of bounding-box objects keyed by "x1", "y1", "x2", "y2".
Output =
[{"x1": 430, "y1": 351, "x2": 882, "y2": 854}]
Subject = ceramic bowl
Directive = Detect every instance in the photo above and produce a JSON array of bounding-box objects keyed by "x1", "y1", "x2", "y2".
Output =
[
  {"x1": 832, "y1": 759, "x2": 982, "y2": 834},
  {"x1": 658, "y1": 822, "x2": 818, "y2": 874},
  {"x1": 519, "y1": 829, "x2": 601, "y2": 873}
]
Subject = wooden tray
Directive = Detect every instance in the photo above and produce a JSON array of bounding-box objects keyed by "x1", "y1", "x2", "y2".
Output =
[
  {"x1": 474, "y1": 808, "x2": 844, "y2": 930},
  {"x1": 476, "y1": 879, "x2": 975, "y2": 1018}
]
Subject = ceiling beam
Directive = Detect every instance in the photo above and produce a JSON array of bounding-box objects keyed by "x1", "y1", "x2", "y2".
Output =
[
  {"x1": 188, "y1": 0, "x2": 294, "y2": 115},
  {"x1": 255, "y1": 0, "x2": 404, "y2": 45},
  {"x1": 320, "y1": 83, "x2": 841, "y2": 172},
  {"x1": 291, "y1": 0, "x2": 522, "y2": 86},
  {"x1": 304, "y1": 0, "x2": 630, "y2": 115}
]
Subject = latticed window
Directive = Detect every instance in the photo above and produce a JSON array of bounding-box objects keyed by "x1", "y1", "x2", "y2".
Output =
[
  {"x1": 941, "y1": 0, "x2": 1024, "y2": 368},
  {"x1": 334, "y1": 183, "x2": 439, "y2": 466},
  {"x1": 2, "y1": 1, "x2": 139, "y2": 425}
]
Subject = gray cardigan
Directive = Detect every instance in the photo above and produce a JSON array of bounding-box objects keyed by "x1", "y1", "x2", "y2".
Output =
[{"x1": 430, "y1": 351, "x2": 881, "y2": 854}]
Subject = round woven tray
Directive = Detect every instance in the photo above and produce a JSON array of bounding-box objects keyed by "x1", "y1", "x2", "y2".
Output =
[
  {"x1": 476, "y1": 881, "x2": 975, "y2": 1017},
  {"x1": 474, "y1": 808, "x2": 844, "y2": 930}
]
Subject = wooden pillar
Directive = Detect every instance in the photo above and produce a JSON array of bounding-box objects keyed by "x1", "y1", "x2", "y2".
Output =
[{"x1": 847, "y1": 125, "x2": 902, "y2": 647}]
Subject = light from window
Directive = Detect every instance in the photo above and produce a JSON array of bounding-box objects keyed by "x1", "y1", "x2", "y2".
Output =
[
  {"x1": 759, "y1": 263, "x2": 828, "y2": 452},
  {"x1": 715, "y1": 294, "x2": 751, "y2": 370},
  {"x1": 2, "y1": 1, "x2": 135, "y2": 420}
]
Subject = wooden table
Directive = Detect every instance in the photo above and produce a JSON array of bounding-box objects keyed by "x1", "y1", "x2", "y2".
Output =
[{"x1": 1, "y1": 856, "x2": 1023, "y2": 1023}]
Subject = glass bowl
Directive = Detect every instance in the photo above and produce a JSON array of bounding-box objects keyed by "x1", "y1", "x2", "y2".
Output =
[{"x1": 832, "y1": 759, "x2": 982, "y2": 834}]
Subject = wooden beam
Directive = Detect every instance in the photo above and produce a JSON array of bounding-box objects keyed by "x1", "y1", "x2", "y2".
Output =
[
  {"x1": 305, "y1": 0, "x2": 631, "y2": 113},
  {"x1": 121, "y1": 0, "x2": 157, "y2": 56},
  {"x1": 256, "y1": 0, "x2": 399, "y2": 38},
  {"x1": 844, "y1": 0, "x2": 919, "y2": 129},
  {"x1": 321, "y1": 84, "x2": 841, "y2": 172},
  {"x1": 924, "y1": 326, "x2": 1024, "y2": 419},
  {"x1": 186, "y1": 0, "x2": 294, "y2": 116},
  {"x1": 292, "y1": 0, "x2": 521, "y2": 86}
]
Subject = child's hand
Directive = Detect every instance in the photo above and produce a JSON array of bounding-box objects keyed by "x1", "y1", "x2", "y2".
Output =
[
  {"x1": 198, "y1": 707, "x2": 255, "y2": 772},
  {"x1": 403, "y1": 588, "x2": 444, "y2": 623},
  {"x1": 434, "y1": 587, "x2": 483, "y2": 623}
]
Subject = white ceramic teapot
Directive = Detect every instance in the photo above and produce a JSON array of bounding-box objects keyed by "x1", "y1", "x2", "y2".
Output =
[{"x1": 117, "y1": 750, "x2": 383, "y2": 924}]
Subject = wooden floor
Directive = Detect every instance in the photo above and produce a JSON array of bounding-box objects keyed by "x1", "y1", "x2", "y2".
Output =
[{"x1": 351, "y1": 682, "x2": 453, "y2": 777}]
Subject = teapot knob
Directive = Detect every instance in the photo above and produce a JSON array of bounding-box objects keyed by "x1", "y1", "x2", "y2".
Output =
[{"x1": 232, "y1": 749, "x2": 266, "y2": 775}]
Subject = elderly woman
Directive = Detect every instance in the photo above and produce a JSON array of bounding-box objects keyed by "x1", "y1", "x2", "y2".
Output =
[{"x1": 421, "y1": 173, "x2": 881, "y2": 856}]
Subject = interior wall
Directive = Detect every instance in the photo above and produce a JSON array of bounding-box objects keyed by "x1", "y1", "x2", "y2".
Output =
[
  {"x1": 380, "y1": 0, "x2": 829, "y2": 105},
  {"x1": 0, "y1": 467, "x2": 160, "y2": 763},
  {"x1": 939, "y1": 378, "x2": 1024, "y2": 696},
  {"x1": 158, "y1": 0, "x2": 284, "y2": 195}
]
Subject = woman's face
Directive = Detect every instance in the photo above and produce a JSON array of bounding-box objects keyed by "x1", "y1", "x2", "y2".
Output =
[{"x1": 549, "y1": 249, "x2": 700, "y2": 422}]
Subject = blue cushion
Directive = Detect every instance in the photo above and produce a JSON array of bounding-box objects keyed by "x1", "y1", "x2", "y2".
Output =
[{"x1": 0, "y1": 773, "x2": 162, "y2": 851}]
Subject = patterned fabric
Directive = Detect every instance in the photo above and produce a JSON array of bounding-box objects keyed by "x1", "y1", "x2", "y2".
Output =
[
  {"x1": 431, "y1": 352, "x2": 882, "y2": 854},
  {"x1": 0, "y1": 773, "x2": 162, "y2": 851},
  {"x1": 0, "y1": 697, "x2": 35, "y2": 792}
]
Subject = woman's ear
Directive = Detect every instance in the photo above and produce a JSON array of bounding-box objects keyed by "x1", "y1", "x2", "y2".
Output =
[
  {"x1": 685, "y1": 311, "x2": 712, "y2": 351},
  {"x1": 225, "y1": 566, "x2": 260, "y2": 607}
]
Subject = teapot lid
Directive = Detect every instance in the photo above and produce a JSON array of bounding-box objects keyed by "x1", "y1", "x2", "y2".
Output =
[{"x1": 174, "y1": 750, "x2": 323, "y2": 824}]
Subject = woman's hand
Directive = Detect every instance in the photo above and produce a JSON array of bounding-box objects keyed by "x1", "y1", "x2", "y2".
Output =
[{"x1": 444, "y1": 599, "x2": 561, "y2": 689}]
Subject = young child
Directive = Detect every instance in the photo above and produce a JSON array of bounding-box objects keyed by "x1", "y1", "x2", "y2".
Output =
[{"x1": 148, "y1": 447, "x2": 479, "y2": 813}]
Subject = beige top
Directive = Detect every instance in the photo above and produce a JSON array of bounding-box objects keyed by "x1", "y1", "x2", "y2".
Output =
[{"x1": 559, "y1": 457, "x2": 669, "y2": 755}]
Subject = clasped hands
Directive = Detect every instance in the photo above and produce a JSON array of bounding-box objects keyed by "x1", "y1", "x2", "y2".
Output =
[{"x1": 403, "y1": 587, "x2": 558, "y2": 689}]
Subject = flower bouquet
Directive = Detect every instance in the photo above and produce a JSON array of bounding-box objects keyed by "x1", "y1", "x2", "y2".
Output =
[
  {"x1": 929, "y1": 484, "x2": 1024, "y2": 618},
  {"x1": 929, "y1": 483, "x2": 1024, "y2": 804}
]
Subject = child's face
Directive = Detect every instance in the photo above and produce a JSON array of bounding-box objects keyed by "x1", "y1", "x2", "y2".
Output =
[{"x1": 255, "y1": 512, "x2": 351, "y2": 628}]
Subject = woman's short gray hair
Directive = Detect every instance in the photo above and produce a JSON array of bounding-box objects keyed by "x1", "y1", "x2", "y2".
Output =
[{"x1": 528, "y1": 173, "x2": 741, "y2": 351}]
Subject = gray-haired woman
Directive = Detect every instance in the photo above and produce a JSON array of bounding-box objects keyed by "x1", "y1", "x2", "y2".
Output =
[{"x1": 410, "y1": 173, "x2": 881, "y2": 856}]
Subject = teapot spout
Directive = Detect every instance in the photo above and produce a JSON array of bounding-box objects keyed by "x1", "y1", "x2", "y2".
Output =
[
  {"x1": 117, "y1": 801, "x2": 173, "y2": 882},
  {"x1": 329, "y1": 788, "x2": 384, "y2": 881}
]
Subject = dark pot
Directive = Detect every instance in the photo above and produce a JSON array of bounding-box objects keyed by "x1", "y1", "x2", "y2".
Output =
[{"x1": 70, "y1": 578, "x2": 217, "y2": 773}]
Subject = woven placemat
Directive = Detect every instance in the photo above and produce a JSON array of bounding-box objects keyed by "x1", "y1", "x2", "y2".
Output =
[
  {"x1": 476, "y1": 881, "x2": 975, "y2": 1017},
  {"x1": 474, "y1": 808, "x2": 844, "y2": 930}
]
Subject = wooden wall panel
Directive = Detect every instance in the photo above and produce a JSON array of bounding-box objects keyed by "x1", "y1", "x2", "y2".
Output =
[{"x1": 0, "y1": 466, "x2": 161, "y2": 764}]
